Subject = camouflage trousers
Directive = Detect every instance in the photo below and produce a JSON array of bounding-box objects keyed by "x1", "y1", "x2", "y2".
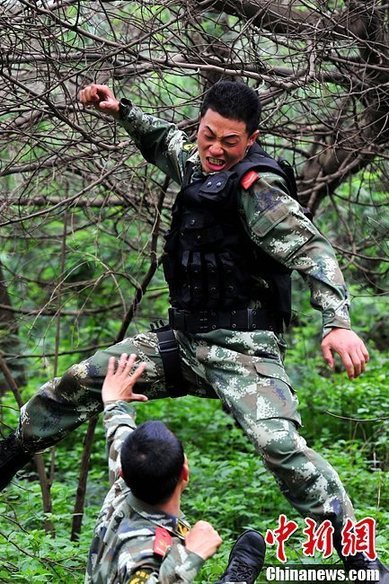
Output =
[{"x1": 19, "y1": 328, "x2": 354, "y2": 531}]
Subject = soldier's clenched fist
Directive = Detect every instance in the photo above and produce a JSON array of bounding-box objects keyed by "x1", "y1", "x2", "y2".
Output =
[
  {"x1": 185, "y1": 520, "x2": 222, "y2": 560},
  {"x1": 79, "y1": 84, "x2": 120, "y2": 117}
]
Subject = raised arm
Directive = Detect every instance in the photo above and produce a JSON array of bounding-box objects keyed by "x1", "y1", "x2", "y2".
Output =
[
  {"x1": 79, "y1": 84, "x2": 191, "y2": 184},
  {"x1": 102, "y1": 353, "x2": 147, "y2": 485}
]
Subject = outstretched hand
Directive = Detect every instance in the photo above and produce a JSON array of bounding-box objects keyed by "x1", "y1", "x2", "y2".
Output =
[
  {"x1": 79, "y1": 84, "x2": 120, "y2": 118},
  {"x1": 321, "y1": 328, "x2": 369, "y2": 379},
  {"x1": 102, "y1": 353, "x2": 148, "y2": 405}
]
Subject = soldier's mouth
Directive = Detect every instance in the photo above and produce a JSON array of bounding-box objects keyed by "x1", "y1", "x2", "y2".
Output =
[{"x1": 207, "y1": 157, "x2": 225, "y2": 171}]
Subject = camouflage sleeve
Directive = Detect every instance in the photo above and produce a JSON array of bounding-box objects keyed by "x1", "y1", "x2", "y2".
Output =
[
  {"x1": 119, "y1": 102, "x2": 191, "y2": 185},
  {"x1": 123, "y1": 542, "x2": 204, "y2": 584},
  {"x1": 158, "y1": 543, "x2": 204, "y2": 583},
  {"x1": 240, "y1": 173, "x2": 351, "y2": 337},
  {"x1": 103, "y1": 401, "x2": 137, "y2": 486}
]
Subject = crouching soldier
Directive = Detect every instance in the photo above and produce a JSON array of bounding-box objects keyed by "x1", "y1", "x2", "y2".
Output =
[{"x1": 86, "y1": 352, "x2": 265, "y2": 584}]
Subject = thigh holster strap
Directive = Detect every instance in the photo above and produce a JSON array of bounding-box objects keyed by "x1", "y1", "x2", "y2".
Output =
[{"x1": 154, "y1": 324, "x2": 187, "y2": 397}]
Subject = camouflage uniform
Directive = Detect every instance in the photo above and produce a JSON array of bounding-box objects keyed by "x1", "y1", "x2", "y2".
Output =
[
  {"x1": 18, "y1": 103, "x2": 355, "y2": 533},
  {"x1": 85, "y1": 401, "x2": 203, "y2": 583}
]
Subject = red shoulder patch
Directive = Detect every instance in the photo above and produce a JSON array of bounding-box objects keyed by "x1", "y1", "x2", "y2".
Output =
[
  {"x1": 153, "y1": 526, "x2": 172, "y2": 557},
  {"x1": 240, "y1": 170, "x2": 260, "y2": 190}
]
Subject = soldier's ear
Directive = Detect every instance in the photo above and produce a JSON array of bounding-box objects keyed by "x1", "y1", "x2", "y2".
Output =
[
  {"x1": 181, "y1": 455, "x2": 189, "y2": 483},
  {"x1": 248, "y1": 129, "x2": 260, "y2": 146}
]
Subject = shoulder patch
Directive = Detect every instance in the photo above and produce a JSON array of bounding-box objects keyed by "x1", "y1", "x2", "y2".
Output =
[
  {"x1": 182, "y1": 142, "x2": 195, "y2": 152},
  {"x1": 176, "y1": 519, "x2": 190, "y2": 539},
  {"x1": 241, "y1": 170, "x2": 260, "y2": 190},
  {"x1": 127, "y1": 568, "x2": 153, "y2": 583},
  {"x1": 153, "y1": 526, "x2": 172, "y2": 557}
]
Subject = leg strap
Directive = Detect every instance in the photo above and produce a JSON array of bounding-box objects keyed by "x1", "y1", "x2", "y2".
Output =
[{"x1": 154, "y1": 324, "x2": 187, "y2": 397}]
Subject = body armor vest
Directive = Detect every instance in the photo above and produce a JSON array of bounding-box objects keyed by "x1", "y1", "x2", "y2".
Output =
[{"x1": 162, "y1": 143, "x2": 293, "y2": 327}]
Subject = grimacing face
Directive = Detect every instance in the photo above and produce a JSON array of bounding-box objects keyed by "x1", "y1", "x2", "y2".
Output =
[{"x1": 197, "y1": 108, "x2": 259, "y2": 174}]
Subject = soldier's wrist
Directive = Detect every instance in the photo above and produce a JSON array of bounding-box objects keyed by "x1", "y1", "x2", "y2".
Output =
[
  {"x1": 118, "y1": 98, "x2": 133, "y2": 120},
  {"x1": 103, "y1": 399, "x2": 136, "y2": 412},
  {"x1": 103, "y1": 399, "x2": 126, "y2": 411}
]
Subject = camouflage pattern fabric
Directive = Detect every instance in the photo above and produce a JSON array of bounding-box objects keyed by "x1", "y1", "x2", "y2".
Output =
[
  {"x1": 85, "y1": 401, "x2": 204, "y2": 583},
  {"x1": 17, "y1": 104, "x2": 355, "y2": 534}
]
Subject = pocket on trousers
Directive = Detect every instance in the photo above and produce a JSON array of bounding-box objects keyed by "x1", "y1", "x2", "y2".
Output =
[
  {"x1": 254, "y1": 359, "x2": 292, "y2": 388},
  {"x1": 252, "y1": 361, "x2": 300, "y2": 423}
]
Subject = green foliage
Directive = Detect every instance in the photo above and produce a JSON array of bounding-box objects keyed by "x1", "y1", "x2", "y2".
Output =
[
  {"x1": 1, "y1": 239, "x2": 387, "y2": 581},
  {"x1": 1, "y1": 212, "x2": 387, "y2": 581},
  {"x1": 314, "y1": 171, "x2": 388, "y2": 294},
  {"x1": 1, "y1": 351, "x2": 387, "y2": 582},
  {"x1": 287, "y1": 280, "x2": 388, "y2": 465},
  {"x1": 0, "y1": 0, "x2": 387, "y2": 579}
]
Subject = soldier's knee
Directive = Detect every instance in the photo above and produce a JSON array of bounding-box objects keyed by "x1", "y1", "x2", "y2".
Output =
[
  {"x1": 250, "y1": 418, "x2": 306, "y2": 458},
  {"x1": 64, "y1": 362, "x2": 89, "y2": 383},
  {"x1": 57, "y1": 359, "x2": 103, "y2": 393}
]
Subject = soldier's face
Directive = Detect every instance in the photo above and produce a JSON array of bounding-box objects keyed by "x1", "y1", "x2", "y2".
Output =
[{"x1": 197, "y1": 108, "x2": 259, "y2": 174}]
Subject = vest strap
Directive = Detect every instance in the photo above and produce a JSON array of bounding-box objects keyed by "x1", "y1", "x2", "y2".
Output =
[{"x1": 168, "y1": 308, "x2": 283, "y2": 334}]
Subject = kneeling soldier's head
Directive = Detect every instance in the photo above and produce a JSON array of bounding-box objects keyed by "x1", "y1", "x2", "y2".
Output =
[{"x1": 120, "y1": 420, "x2": 188, "y2": 506}]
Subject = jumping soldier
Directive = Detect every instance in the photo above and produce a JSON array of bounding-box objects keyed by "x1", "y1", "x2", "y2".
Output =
[
  {"x1": 1, "y1": 81, "x2": 387, "y2": 582},
  {"x1": 86, "y1": 352, "x2": 265, "y2": 583}
]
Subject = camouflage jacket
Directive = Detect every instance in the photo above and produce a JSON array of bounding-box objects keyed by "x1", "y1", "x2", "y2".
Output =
[
  {"x1": 85, "y1": 401, "x2": 204, "y2": 584},
  {"x1": 120, "y1": 101, "x2": 351, "y2": 337}
]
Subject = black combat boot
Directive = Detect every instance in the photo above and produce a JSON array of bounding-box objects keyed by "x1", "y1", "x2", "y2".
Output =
[
  {"x1": 216, "y1": 530, "x2": 266, "y2": 584},
  {"x1": 342, "y1": 553, "x2": 389, "y2": 584},
  {"x1": 0, "y1": 433, "x2": 32, "y2": 491}
]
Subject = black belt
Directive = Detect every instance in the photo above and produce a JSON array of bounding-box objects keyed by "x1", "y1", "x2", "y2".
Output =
[{"x1": 168, "y1": 308, "x2": 282, "y2": 333}]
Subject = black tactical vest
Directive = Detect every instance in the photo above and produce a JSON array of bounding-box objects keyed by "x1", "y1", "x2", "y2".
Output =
[{"x1": 162, "y1": 143, "x2": 293, "y2": 326}]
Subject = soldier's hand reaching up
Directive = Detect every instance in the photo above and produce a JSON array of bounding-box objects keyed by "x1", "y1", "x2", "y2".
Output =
[{"x1": 102, "y1": 353, "x2": 148, "y2": 405}]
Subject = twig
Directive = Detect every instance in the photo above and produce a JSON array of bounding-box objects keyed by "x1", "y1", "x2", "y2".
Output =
[
  {"x1": 116, "y1": 176, "x2": 169, "y2": 342},
  {"x1": 70, "y1": 415, "x2": 98, "y2": 541},
  {"x1": 325, "y1": 410, "x2": 389, "y2": 423}
]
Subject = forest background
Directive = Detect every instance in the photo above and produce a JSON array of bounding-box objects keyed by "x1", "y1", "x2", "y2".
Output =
[{"x1": 0, "y1": 1, "x2": 388, "y2": 582}]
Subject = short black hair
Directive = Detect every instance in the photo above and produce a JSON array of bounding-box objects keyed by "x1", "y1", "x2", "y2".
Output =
[
  {"x1": 200, "y1": 81, "x2": 261, "y2": 135},
  {"x1": 120, "y1": 420, "x2": 185, "y2": 506}
]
